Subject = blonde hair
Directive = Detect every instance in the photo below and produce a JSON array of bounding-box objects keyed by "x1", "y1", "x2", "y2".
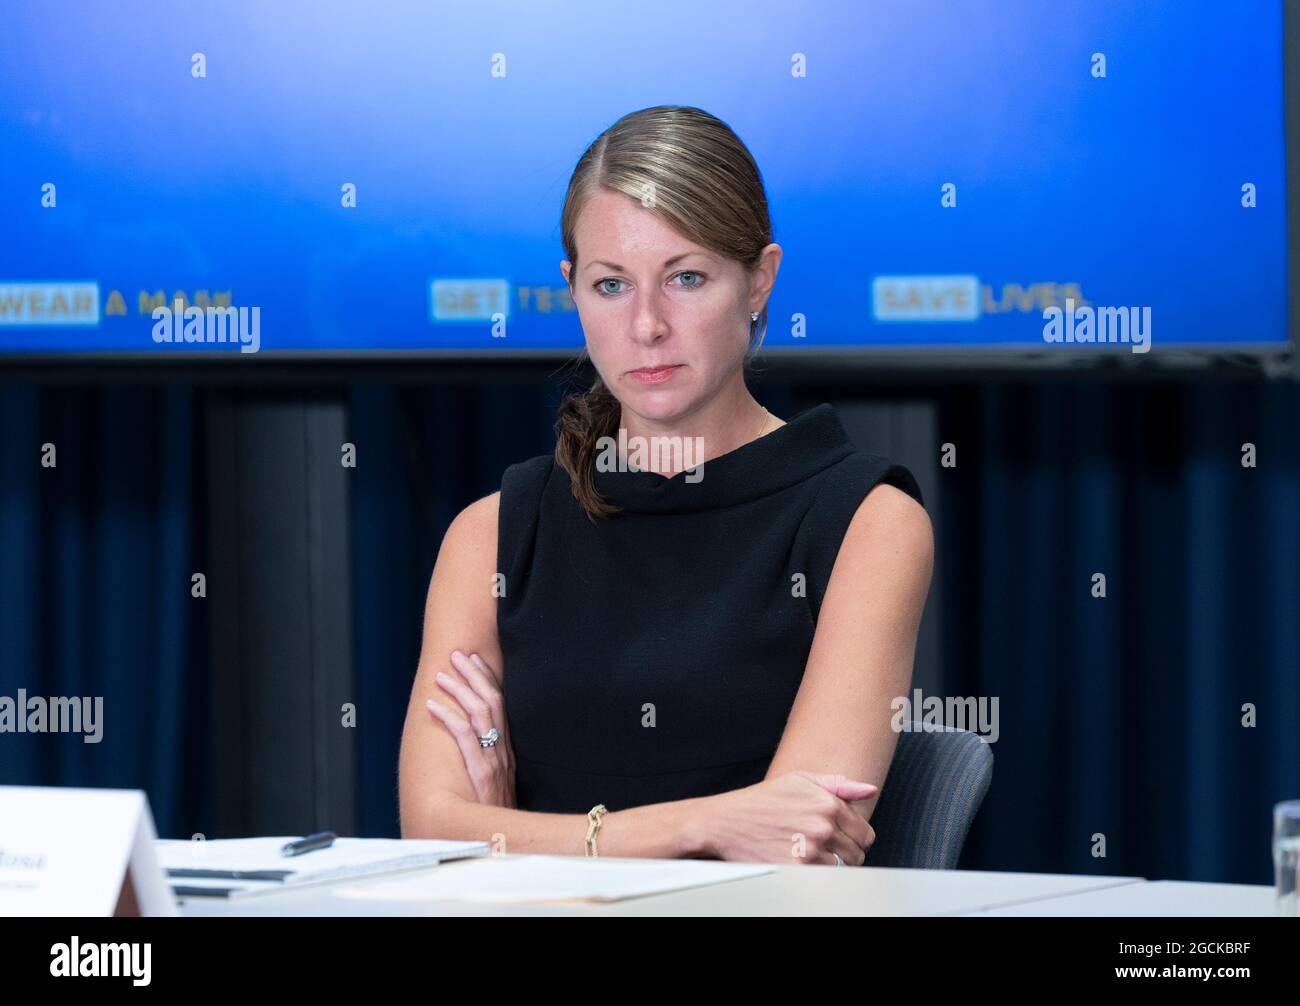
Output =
[{"x1": 555, "y1": 105, "x2": 774, "y2": 520}]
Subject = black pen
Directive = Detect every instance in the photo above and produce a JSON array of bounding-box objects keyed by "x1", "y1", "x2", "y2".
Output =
[{"x1": 280, "y1": 831, "x2": 337, "y2": 857}]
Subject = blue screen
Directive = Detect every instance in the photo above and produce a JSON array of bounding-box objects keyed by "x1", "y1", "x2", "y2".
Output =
[{"x1": 0, "y1": 0, "x2": 1288, "y2": 357}]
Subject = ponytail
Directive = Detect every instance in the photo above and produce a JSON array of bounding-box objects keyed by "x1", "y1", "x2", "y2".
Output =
[{"x1": 554, "y1": 373, "x2": 623, "y2": 521}]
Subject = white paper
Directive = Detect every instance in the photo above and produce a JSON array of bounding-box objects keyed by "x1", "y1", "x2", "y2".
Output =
[{"x1": 335, "y1": 854, "x2": 773, "y2": 904}]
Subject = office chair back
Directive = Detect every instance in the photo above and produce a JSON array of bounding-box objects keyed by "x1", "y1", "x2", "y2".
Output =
[{"x1": 862, "y1": 725, "x2": 993, "y2": 869}]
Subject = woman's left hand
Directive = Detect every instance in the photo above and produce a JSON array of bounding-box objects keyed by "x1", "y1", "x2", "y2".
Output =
[{"x1": 426, "y1": 649, "x2": 517, "y2": 808}]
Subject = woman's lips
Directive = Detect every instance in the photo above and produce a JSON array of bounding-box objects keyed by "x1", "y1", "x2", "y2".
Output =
[{"x1": 629, "y1": 365, "x2": 682, "y2": 385}]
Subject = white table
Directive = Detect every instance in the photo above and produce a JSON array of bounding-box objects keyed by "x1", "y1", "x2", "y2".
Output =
[
  {"x1": 180, "y1": 854, "x2": 1146, "y2": 916},
  {"x1": 958, "y1": 880, "x2": 1278, "y2": 917}
]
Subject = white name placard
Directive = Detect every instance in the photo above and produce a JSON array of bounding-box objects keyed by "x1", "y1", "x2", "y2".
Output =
[{"x1": 0, "y1": 786, "x2": 177, "y2": 916}]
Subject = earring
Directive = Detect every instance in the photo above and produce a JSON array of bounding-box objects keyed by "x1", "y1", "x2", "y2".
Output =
[{"x1": 750, "y1": 312, "x2": 759, "y2": 321}]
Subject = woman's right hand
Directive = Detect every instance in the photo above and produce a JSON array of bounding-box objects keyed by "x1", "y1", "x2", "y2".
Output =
[{"x1": 698, "y1": 771, "x2": 878, "y2": 865}]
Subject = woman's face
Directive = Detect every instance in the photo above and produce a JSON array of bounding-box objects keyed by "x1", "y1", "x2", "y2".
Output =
[{"x1": 561, "y1": 188, "x2": 778, "y2": 424}]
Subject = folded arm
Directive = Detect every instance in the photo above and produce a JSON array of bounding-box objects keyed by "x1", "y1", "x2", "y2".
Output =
[
  {"x1": 764, "y1": 482, "x2": 935, "y2": 824},
  {"x1": 397, "y1": 491, "x2": 711, "y2": 858}
]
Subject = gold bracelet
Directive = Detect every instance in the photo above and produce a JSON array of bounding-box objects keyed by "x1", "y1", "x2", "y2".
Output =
[{"x1": 585, "y1": 803, "x2": 608, "y2": 857}]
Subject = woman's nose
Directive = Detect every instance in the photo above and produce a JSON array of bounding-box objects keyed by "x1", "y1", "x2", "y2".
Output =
[{"x1": 630, "y1": 293, "x2": 669, "y2": 343}]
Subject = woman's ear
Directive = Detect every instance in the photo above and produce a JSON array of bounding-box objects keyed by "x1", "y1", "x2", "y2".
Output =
[{"x1": 748, "y1": 243, "x2": 782, "y2": 312}]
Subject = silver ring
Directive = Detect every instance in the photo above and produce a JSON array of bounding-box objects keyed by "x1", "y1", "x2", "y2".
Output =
[
  {"x1": 478, "y1": 727, "x2": 500, "y2": 748},
  {"x1": 833, "y1": 852, "x2": 844, "y2": 867}
]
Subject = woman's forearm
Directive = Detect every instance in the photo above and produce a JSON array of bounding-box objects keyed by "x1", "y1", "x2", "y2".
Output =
[{"x1": 406, "y1": 792, "x2": 716, "y2": 859}]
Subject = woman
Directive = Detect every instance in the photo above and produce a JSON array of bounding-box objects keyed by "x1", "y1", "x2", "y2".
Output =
[{"x1": 398, "y1": 106, "x2": 933, "y2": 866}]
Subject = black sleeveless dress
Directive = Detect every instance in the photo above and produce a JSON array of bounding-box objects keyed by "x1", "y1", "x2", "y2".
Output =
[{"x1": 496, "y1": 402, "x2": 924, "y2": 814}]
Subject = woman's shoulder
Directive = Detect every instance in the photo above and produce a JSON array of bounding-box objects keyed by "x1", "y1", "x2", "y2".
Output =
[
  {"x1": 442, "y1": 490, "x2": 501, "y2": 558},
  {"x1": 499, "y1": 452, "x2": 558, "y2": 516},
  {"x1": 834, "y1": 448, "x2": 932, "y2": 567},
  {"x1": 817, "y1": 446, "x2": 925, "y2": 511},
  {"x1": 437, "y1": 457, "x2": 560, "y2": 564},
  {"x1": 501, "y1": 452, "x2": 555, "y2": 494}
]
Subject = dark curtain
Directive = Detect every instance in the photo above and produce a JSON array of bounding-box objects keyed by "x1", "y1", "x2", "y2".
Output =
[
  {"x1": 942, "y1": 380, "x2": 1299, "y2": 884},
  {"x1": 0, "y1": 384, "x2": 210, "y2": 838},
  {"x1": 348, "y1": 383, "x2": 560, "y2": 836}
]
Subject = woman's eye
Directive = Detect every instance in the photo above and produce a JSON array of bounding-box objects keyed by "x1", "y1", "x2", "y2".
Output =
[{"x1": 594, "y1": 272, "x2": 704, "y2": 297}]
